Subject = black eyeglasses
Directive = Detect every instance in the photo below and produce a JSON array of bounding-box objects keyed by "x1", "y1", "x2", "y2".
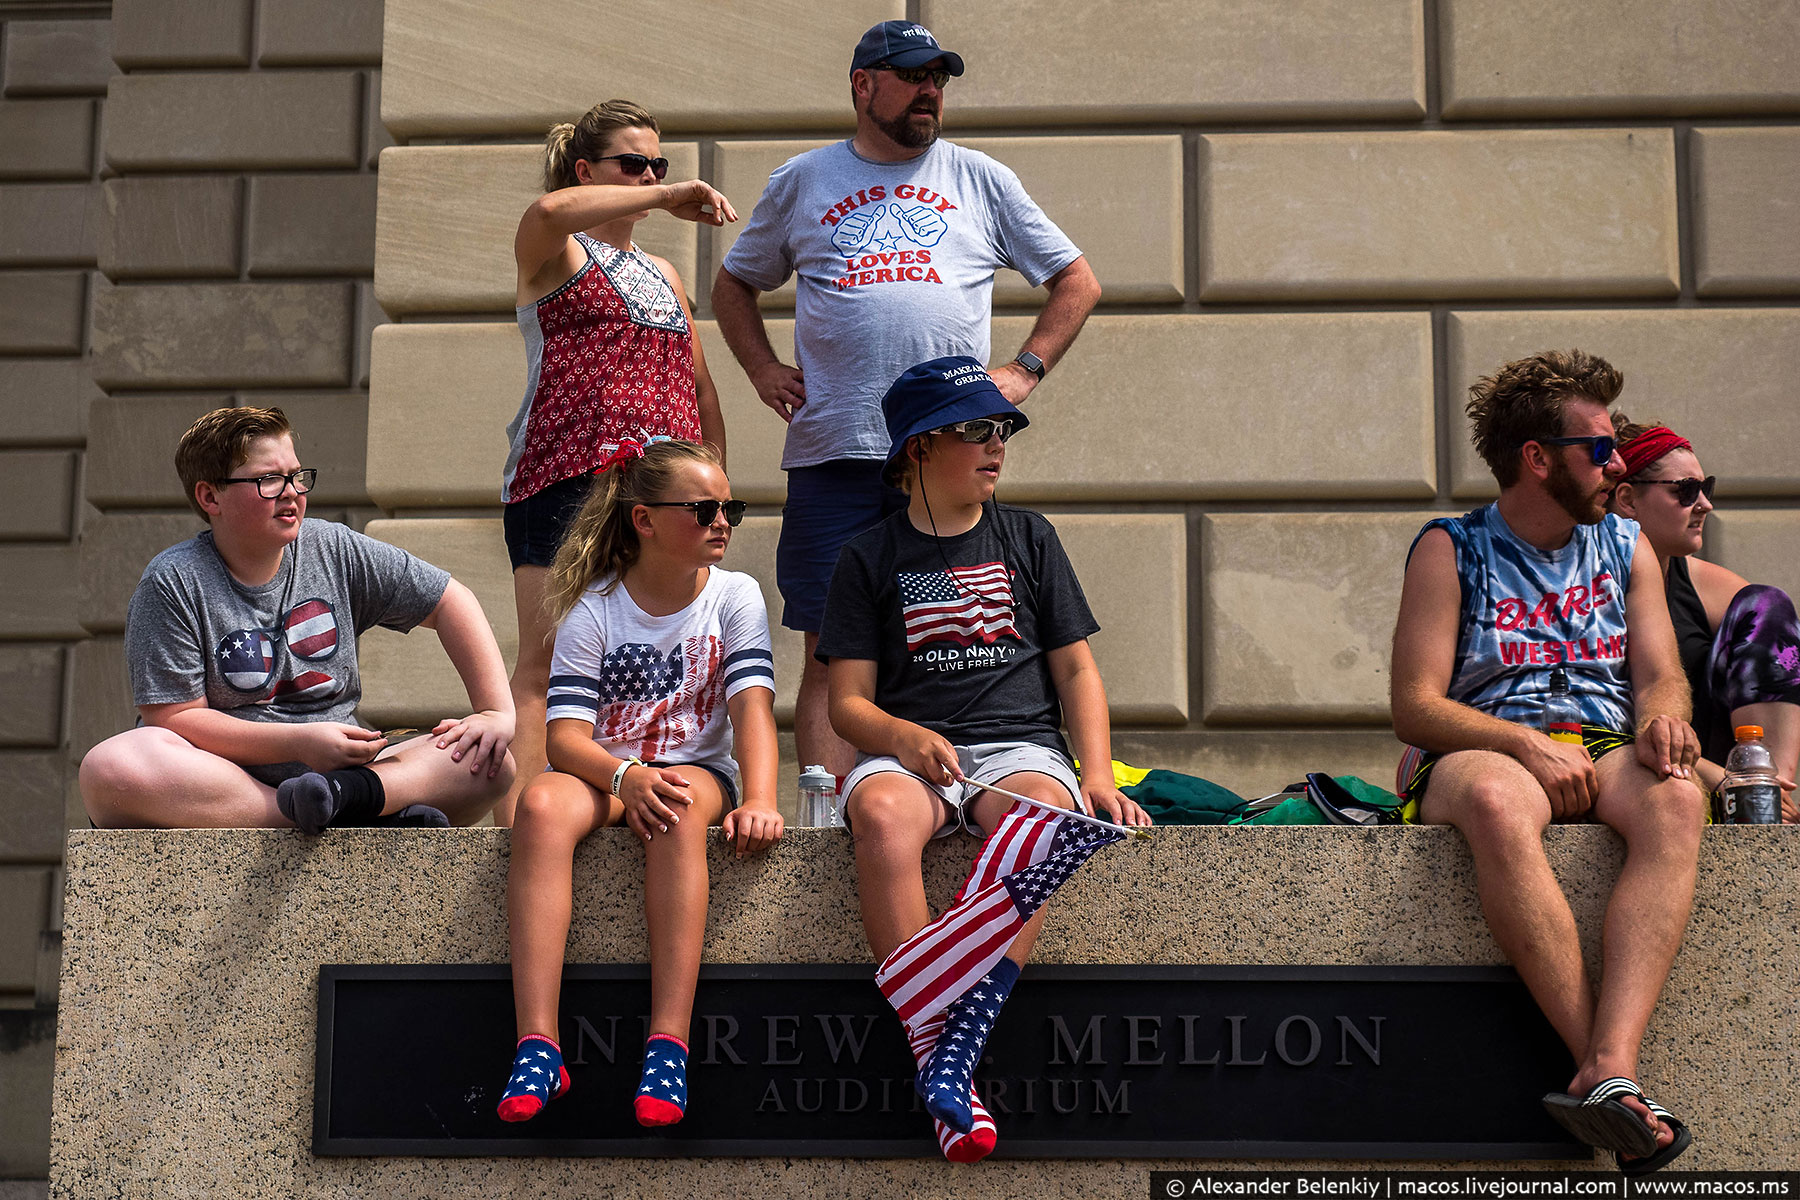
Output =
[
  {"x1": 1632, "y1": 475, "x2": 1717, "y2": 507},
  {"x1": 593, "y1": 153, "x2": 670, "y2": 180},
  {"x1": 932, "y1": 418, "x2": 1015, "y2": 444},
  {"x1": 870, "y1": 63, "x2": 952, "y2": 88},
  {"x1": 1539, "y1": 435, "x2": 1617, "y2": 466},
  {"x1": 216, "y1": 469, "x2": 317, "y2": 498},
  {"x1": 642, "y1": 499, "x2": 748, "y2": 527}
]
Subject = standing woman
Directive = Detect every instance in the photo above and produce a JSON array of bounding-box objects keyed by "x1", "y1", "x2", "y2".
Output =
[
  {"x1": 500, "y1": 99, "x2": 738, "y2": 824},
  {"x1": 1608, "y1": 416, "x2": 1800, "y2": 820}
]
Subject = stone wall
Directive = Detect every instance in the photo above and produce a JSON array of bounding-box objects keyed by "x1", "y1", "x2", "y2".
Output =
[
  {"x1": 47, "y1": 826, "x2": 1800, "y2": 1194},
  {"x1": 364, "y1": 0, "x2": 1800, "y2": 797}
]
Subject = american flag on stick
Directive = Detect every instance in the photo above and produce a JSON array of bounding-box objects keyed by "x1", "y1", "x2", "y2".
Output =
[
  {"x1": 875, "y1": 792, "x2": 1128, "y2": 1026},
  {"x1": 898, "y1": 562, "x2": 1016, "y2": 650}
]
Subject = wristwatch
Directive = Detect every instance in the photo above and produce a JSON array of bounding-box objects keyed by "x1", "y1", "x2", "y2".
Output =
[{"x1": 1013, "y1": 351, "x2": 1045, "y2": 381}]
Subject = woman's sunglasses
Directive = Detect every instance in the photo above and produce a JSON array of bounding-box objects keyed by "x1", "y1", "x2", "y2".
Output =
[
  {"x1": 642, "y1": 499, "x2": 748, "y2": 527},
  {"x1": 1538, "y1": 434, "x2": 1617, "y2": 466},
  {"x1": 1633, "y1": 475, "x2": 1717, "y2": 507},
  {"x1": 594, "y1": 153, "x2": 670, "y2": 180}
]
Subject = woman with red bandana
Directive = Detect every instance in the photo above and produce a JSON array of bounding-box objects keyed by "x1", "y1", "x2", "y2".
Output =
[
  {"x1": 498, "y1": 99, "x2": 740, "y2": 824},
  {"x1": 1607, "y1": 417, "x2": 1800, "y2": 820}
]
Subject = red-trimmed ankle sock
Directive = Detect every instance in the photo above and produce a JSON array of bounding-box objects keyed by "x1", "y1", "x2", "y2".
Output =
[
  {"x1": 496, "y1": 1034, "x2": 568, "y2": 1122},
  {"x1": 634, "y1": 1034, "x2": 689, "y2": 1127},
  {"x1": 905, "y1": 1013, "x2": 997, "y2": 1163}
]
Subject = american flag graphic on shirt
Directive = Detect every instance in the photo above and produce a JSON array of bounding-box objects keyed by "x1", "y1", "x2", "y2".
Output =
[
  {"x1": 546, "y1": 636, "x2": 725, "y2": 762},
  {"x1": 214, "y1": 598, "x2": 341, "y2": 701},
  {"x1": 898, "y1": 562, "x2": 1016, "y2": 650}
]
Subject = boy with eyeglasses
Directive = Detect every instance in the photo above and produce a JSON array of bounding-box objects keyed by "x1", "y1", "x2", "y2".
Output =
[
  {"x1": 80, "y1": 406, "x2": 517, "y2": 831},
  {"x1": 712, "y1": 18, "x2": 1101, "y2": 790},
  {"x1": 1388, "y1": 349, "x2": 1705, "y2": 1174},
  {"x1": 816, "y1": 357, "x2": 1151, "y2": 1162}
]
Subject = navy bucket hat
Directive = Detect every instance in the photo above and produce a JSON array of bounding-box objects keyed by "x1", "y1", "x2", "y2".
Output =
[
  {"x1": 881, "y1": 356, "x2": 1027, "y2": 484},
  {"x1": 850, "y1": 21, "x2": 966, "y2": 76}
]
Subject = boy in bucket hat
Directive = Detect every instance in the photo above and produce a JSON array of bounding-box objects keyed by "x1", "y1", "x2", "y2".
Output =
[{"x1": 815, "y1": 356, "x2": 1151, "y2": 1161}]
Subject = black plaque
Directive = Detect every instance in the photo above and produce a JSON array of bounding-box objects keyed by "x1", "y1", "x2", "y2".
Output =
[{"x1": 314, "y1": 964, "x2": 1584, "y2": 1159}]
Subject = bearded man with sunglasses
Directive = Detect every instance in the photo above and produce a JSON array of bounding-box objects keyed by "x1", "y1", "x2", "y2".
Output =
[
  {"x1": 712, "y1": 19, "x2": 1101, "y2": 779},
  {"x1": 80, "y1": 406, "x2": 516, "y2": 832},
  {"x1": 1389, "y1": 349, "x2": 1705, "y2": 1174}
]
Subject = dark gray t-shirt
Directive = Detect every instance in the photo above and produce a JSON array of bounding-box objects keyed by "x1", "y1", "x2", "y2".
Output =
[
  {"x1": 126, "y1": 518, "x2": 450, "y2": 735},
  {"x1": 815, "y1": 504, "x2": 1099, "y2": 752},
  {"x1": 720, "y1": 139, "x2": 1081, "y2": 470}
]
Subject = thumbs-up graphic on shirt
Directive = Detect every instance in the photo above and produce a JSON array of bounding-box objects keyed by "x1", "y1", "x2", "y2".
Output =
[
  {"x1": 894, "y1": 204, "x2": 947, "y2": 246},
  {"x1": 831, "y1": 205, "x2": 882, "y2": 255}
]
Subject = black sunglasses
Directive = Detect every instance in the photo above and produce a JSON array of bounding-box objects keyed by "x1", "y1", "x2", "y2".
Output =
[
  {"x1": 593, "y1": 153, "x2": 669, "y2": 180},
  {"x1": 216, "y1": 468, "x2": 317, "y2": 498},
  {"x1": 1539, "y1": 434, "x2": 1617, "y2": 466},
  {"x1": 870, "y1": 63, "x2": 952, "y2": 88},
  {"x1": 642, "y1": 499, "x2": 748, "y2": 527},
  {"x1": 1632, "y1": 475, "x2": 1717, "y2": 507}
]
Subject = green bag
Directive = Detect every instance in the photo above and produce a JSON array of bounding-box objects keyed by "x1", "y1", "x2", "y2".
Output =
[
  {"x1": 1101, "y1": 761, "x2": 1246, "y2": 825},
  {"x1": 1230, "y1": 773, "x2": 1412, "y2": 827}
]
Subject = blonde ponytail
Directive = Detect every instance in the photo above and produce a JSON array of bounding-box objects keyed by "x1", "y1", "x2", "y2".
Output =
[{"x1": 544, "y1": 439, "x2": 722, "y2": 624}]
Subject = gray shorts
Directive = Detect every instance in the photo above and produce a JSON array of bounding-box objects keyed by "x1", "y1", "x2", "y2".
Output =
[{"x1": 841, "y1": 741, "x2": 1084, "y2": 839}]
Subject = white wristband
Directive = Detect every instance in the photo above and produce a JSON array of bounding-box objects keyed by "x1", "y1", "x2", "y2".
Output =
[{"x1": 611, "y1": 757, "x2": 643, "y2": 797}]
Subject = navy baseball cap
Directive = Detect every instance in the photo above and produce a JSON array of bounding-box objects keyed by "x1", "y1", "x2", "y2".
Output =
[
  {"x1": 850, "y1": 21, "x2": 965, "y2": 76},
  {"x1": 882, "y1": 356, "x2": 1027, "y2": 483}
]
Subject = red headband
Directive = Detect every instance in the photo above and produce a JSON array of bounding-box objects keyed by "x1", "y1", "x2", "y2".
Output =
[{"x1": 1619, "y1": 427, "x2": 1691, "y2": 478}]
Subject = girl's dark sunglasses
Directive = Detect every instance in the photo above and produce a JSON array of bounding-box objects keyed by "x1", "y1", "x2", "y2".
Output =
[
  {"x1": 594, "y1": 153, "x2": 670, "y2": 180},
  {"x1": 642, "y1": 499, "x2": 748, "y2": 527},
  {"x1": 1634, "y1": 475, "x2": 1717, "y2": 507},
  {"x1": 1539, "y1": 434, "x2": 1617, "y2": 466}
]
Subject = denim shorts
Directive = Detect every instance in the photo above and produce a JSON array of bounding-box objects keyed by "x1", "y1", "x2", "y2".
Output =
[
  {"x1": 776, "y1": 459, "x2": 907, "y2": 633},
  {"x1": 841, "y1": 741, "x2": 1083, "y2": 839},
  {"x1": 503, "y1": 473, "x2": 595, "y2": 570}
]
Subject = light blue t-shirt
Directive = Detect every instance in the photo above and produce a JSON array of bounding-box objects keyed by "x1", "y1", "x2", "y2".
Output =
[
  {"x1": 721, "y1": 139, "x2": 1080, "y2": 470},
  {"x1": 1410, "y1": 505, "x2": 1640, "y2": 731}
]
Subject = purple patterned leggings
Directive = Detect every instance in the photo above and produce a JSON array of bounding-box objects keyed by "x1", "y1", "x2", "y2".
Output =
[{"x1": 1708, "y1": 584, "x2": 1800, "y2": 712}]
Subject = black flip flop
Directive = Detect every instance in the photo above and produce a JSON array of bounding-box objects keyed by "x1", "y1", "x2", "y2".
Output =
[
  {"x1": 1619, "y1": 1097, "x2": 1693, "y2": 1175},
  {"x1": 1541, "y1": 1077, "x2": 1661, "y2": 1159}
]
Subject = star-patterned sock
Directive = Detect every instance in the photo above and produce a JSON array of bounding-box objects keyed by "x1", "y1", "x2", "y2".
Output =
[
  {"x1": 633, "y1": 1034, "x2": 689, "y2": 1127},
  {"x1": 905, "y1": 1013, "x2": 997, "y2": 1163},
  {"x1": 917, "y1": 957, "x2": 1021, "y2": 1134},
  {"x1": 495, "y1": 1034, "x2": 568, "y2": 1123}
]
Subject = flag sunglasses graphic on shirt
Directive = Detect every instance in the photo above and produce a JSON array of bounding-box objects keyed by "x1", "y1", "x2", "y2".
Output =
[
  {"x1": 898, "y1": 562, "x2": 1017, "y2": 650},
  {"x1": 215, "y1": 598, "x2": 339, "y2": 694}
]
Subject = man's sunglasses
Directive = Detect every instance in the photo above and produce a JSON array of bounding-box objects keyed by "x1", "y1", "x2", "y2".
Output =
[
  {"x1": 216, "y1": 469, "x2": 317, "y2": 498},
  {"x1": 593, "y1": 153, "x2": 670, "y2": 180},
  {"x1": 642, "y1": 499, "x2": 748, "y2": 527},
  {"x1": 932, "y1": 418, "x2": 1016, "y2": 444},
  {"x1": 1633, "y1": 475, "x2": 1717, "y2": 507},
  {"x1": 1539, "y1": 434, "x2": 1617, "y2": 466},
  {"x1": 870, "y1": 63, "x2": 952, "y2": 88}
]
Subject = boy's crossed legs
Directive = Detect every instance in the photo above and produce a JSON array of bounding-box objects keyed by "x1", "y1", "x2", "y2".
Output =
[{"x1": 81, "y1": 723, "x2": 513, "y2": 829}]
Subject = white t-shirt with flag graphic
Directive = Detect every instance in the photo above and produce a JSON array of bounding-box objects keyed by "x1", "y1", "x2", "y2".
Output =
[{"x1": 546, "y1": 567, "x2": 775, "y2": 779}]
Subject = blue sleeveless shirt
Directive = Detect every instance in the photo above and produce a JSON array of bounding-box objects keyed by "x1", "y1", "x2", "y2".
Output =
[{"x1": 1409, "y1": 505, "x2": 1639, "y2": 731}]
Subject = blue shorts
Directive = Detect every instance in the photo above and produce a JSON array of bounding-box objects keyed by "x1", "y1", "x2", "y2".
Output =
[
  {"x1": 776, "y1": 459, "x2": 907, "y2": 633},
  {"x1": 503, "y1": 474, "x2": 594, "y2": 570}
]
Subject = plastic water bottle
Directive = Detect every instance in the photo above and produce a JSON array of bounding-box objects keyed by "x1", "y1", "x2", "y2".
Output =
[
  {"x1": 798, "y1": 765, "x2": 840, "y2": 828},
  {"x1": 1722, "y1": 724, "x2": 1781, "y2": 825},
  {"x1": 1543, "y1": 666, "x2": 1583, "y2": 745}
]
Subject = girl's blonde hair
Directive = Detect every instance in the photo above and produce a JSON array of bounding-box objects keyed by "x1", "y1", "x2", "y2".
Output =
[
  {"x1": 543, "y1": 99, "x2": 660, "y2": 192},
  {"x1": 545, "y1": 439, "x2": 723, "y2": 623}
]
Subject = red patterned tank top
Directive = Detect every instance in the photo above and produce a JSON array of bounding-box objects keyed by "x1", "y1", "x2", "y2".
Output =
[{"x1": 502, "y1": 233, "x2": 701, "y2": 503}]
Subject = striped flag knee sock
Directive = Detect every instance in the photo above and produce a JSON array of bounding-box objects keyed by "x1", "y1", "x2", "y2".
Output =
[
  {"x1": 918, "y1": 957, "x2": 1019, "y2": 1134},
  {"x1": 906, "y1": 1011, "x2": 997, "y2": 1163}
]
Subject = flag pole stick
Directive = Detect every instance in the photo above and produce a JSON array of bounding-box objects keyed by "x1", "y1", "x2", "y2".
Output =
[{"x1": 960, "y1": 778, "x2": 1150, "y2": 838}]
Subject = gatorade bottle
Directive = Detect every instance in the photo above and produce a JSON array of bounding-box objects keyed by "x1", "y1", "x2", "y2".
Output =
[
  {"x1": 1721, "y1": 725, "x2": 1781, "y2": 825},
  {"x1": 1543, "y1": 666, "x2": 1583, "y2": 746}
]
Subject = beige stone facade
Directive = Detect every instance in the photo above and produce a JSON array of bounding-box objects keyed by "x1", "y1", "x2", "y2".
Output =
[{"x1": 3, "y1": 0, "x2": 1798, "y2": 1185}]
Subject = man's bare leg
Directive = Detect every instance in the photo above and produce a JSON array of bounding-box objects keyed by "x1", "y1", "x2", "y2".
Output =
[
  {"x1": 1575, "y1": 748, "x2": 1702, "y2": 1141},
  {"x1": 797, "y1": 632, "x2": 856, "y2": 778},
  {"x1": 1417, "y1": 751, "x2": 1595, "y2": 1053}
]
